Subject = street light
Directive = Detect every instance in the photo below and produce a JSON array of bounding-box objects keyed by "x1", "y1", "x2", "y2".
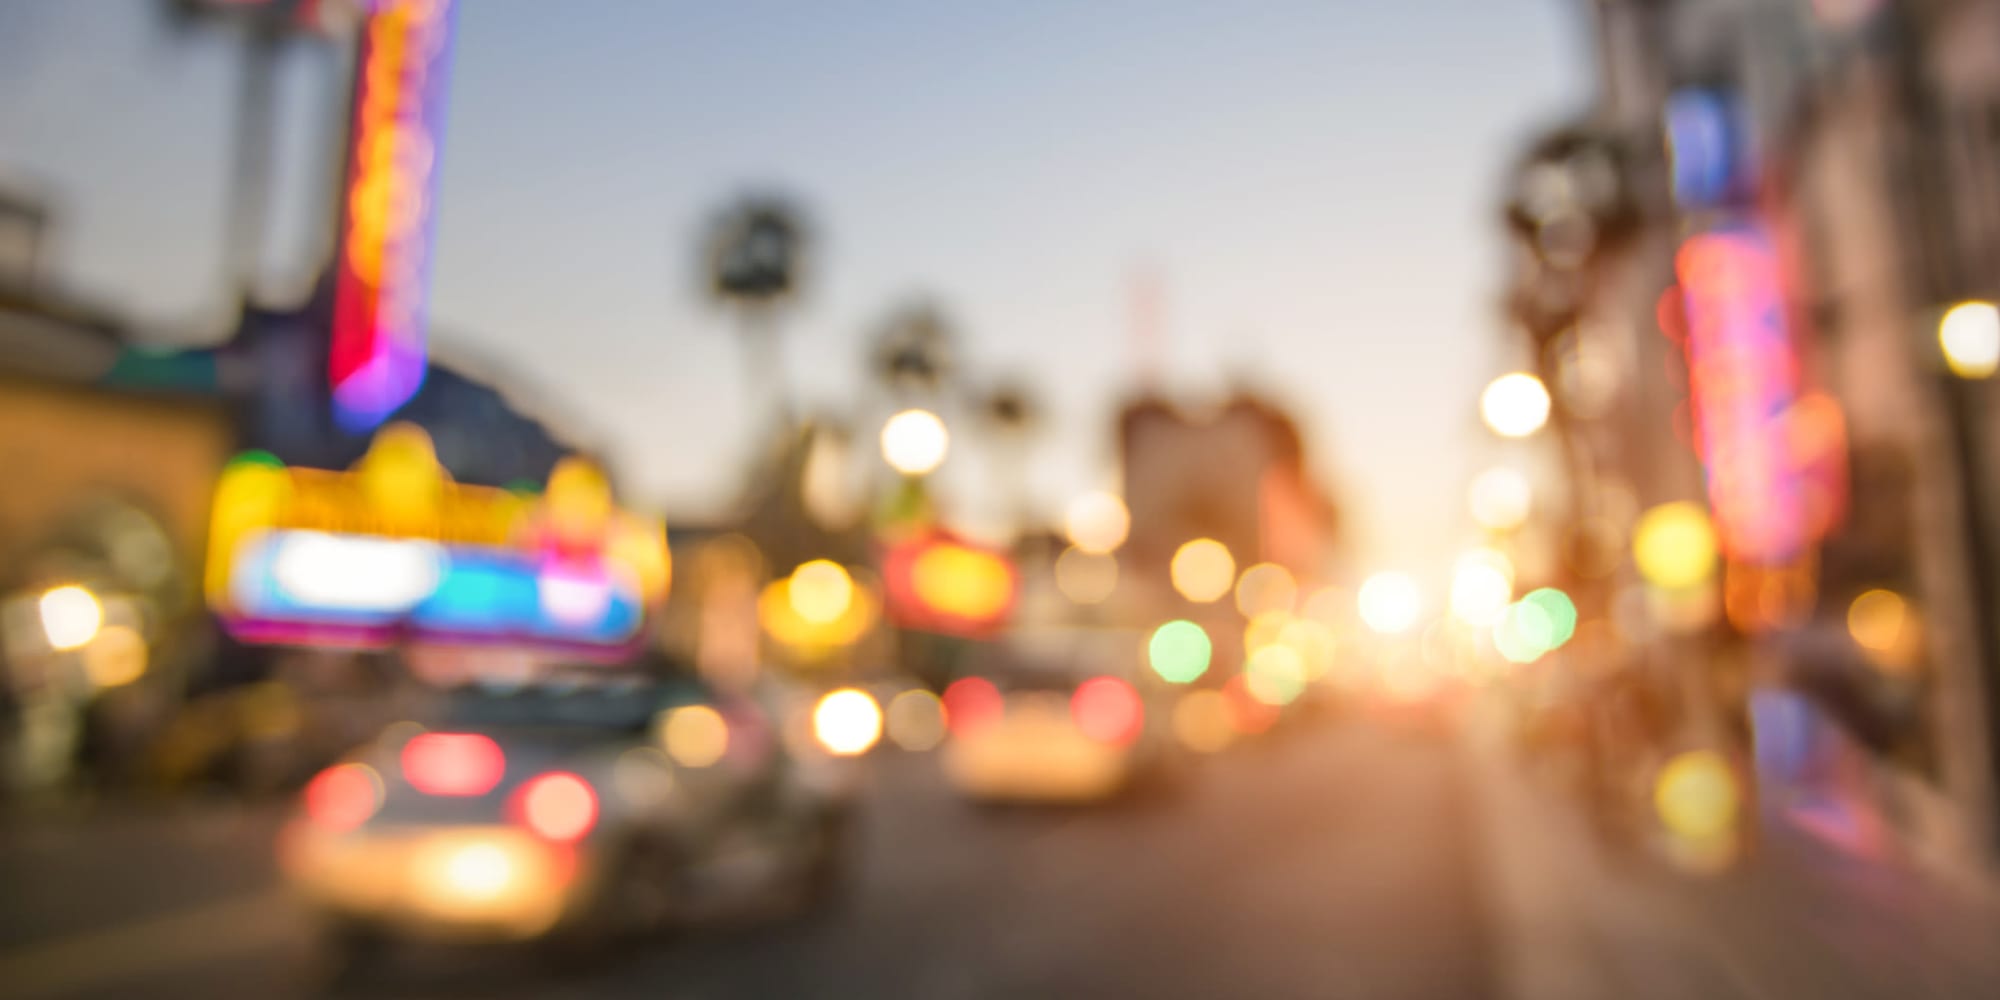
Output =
[
  {"x1": 1170, "y1": 538, "x2": 1235, "y2": 603},
  {"x1": 1357, "y1": 572, "x2": 1422, "y2": 634},
  {"x1": 880, "y1": 408, "x2": 949, "y2": 475},
  {"x1": 787, "y1": 560, "x2": 854, "y2": 624},
  {"x1": 1480, "y1": 373, "x2": 1551, "y2": 438},
  {"x1": 1448, "y1": 551, "x2": 1513, "y2": 627},
  {"x1": 1064, "y1": 491, "x2": 1130, "y2": 554},
  {"x1": 1940, "y1": 300, "x2": 2000, "y2": 379},
  {"x1": 39, "y1": 585, "x2": 103, "y2": 652},
  {"x1": 1633, "y1": 501, "x2": 1717, "y2": 590}
]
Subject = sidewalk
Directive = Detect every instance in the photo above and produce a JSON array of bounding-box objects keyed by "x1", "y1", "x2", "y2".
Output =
[{"x1": 1464, "y1": 705, "x2": 2000, "y2": 1000}]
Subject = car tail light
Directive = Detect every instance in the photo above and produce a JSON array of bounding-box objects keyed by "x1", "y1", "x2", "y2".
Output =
[
  {"x1": 402, "y1": 733, "x2": 505, "y2": 796},
  {"x1": 1072, "y1": 676, "x2": 1143, "y2": 746},
  {"x1": 304, "y1": 762, "x2": 383, "y2": 831},
  {"x1": 513, "y1": 772, "x2": 598, "y2": 843},
  {"x1": 942, "y1": 677, "x2": 1004, "y2": 735}
]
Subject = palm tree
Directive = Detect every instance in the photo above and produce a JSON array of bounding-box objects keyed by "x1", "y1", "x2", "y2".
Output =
[
  {"x1": 868, "y1": 298, "x2": 955, "y2": 400},
  {"x1": 701, "y1": 195, "x2": 809, "y2": 430}
]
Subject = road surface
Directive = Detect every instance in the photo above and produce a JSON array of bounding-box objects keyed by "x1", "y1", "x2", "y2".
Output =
[{"x1": 0, "y1": 718, "x2": 1494, "y2": 999}]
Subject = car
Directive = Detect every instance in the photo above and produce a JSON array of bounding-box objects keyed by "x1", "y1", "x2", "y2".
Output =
[
  {"x1": 276, "y1": 652, "x2": 852, "y2": 967},
  {"x1": 939, "y1": 628, "x2": 1183, "y2": 803}
]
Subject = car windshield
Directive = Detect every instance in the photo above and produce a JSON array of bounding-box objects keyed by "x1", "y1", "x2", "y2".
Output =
[
  {"x1": 438, "y1": 681, "x2": 652, "y2": 731},
  {"x1": 435, "y1": 660, "x2": 710, "y2": 732}
]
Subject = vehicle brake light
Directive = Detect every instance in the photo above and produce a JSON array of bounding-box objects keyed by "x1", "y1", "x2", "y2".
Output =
[
  {"x1": 1072, "y1": 676, "x2": 1143, "y2": 746},
  {"x1": 304, "y1": 762, "x2": 383, "y2": 831},
  {"x1": 402, "y1": 732, "x2": 505, "y2": 796},
  {"x1": 514, "y1": 772, "x2": 598, "y2": 843},
  {"x1": 942, "y1": 677, "x2": 1004, "y2": 735}
]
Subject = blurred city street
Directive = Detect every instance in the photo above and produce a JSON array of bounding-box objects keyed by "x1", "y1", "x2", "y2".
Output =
[
  {"x1": 8, "y1": 707, "x2": 2000, "y2": 1000},
  {"x1": 16, "y1": 2, "x2": 2000, "y2": 996},
  {"x1": 1, "y1": 718, "x2": 1493, "y2": 999}
]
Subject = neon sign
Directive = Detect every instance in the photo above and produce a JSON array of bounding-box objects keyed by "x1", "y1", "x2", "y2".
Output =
[
  {"x1": 1674, "y1": 225, "x2": 1845, "y2": 565},
  {"x1": 1665, "y1": 89, "x2": 1752, "y2": 210},
  {"x1": 879, "y1": 531, "x2": 1017, "y2": 638},
  {"x1": 330, "y1": 0, "x2": 457, "y2": 432},
  {"x1": 207, "y1": 424, "x2": 669, "y2": 656}
]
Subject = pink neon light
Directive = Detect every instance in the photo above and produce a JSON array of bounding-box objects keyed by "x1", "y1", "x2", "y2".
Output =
[{"x1": 330, "y1": 0, "x2": 456, "y2": 431}]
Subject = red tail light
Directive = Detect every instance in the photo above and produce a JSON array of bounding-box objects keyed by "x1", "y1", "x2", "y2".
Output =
[
  {"x1": 402, "y1": 733, "x2": 505, "y2": 796},
  {"x1": 943, "y1": 677, "x2": 1004, "y2": 735},
  {"x1": 304, "y1": 762, "x2": 382, "y2": 831},
  {"x1": 1072, "y1": 676, "x2": 1143, "y2": 746},
  {"x1": 513, "y1": 772, "x2": 598, "y2": 843}
]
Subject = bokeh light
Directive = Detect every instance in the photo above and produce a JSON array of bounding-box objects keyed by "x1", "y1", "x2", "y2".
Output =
[
  {"x1": 402, "y1": 732, "x2": 506, "y2": 797},
  {"x1": 1172, "y1": 689, "x2": 1235, "y2": 753},
  {"x1": 942, "y1": 676, "x2": 1004, "y2": 734},
  {"x1": 911, "y1": 542, "x2": 1016, "y2": 621},
  {"x1": 1054, "y1": 546, "x2": 1119, "y2": 605},
  {"x1": 788, "y1": 560, "x2": 855, "y2": 624},
  {"x1": 304, "y1": 762, "x2": 383, "y2": 832},
  {"x1": 1633, "y1": 501, "x2": 1718, "y2": 590},
  {"x1": 1357, "y1": 572, "x2": 1422, "y2": 634},
  {"x1": 1234, "y1": 562, "x2": 1298, "y2": 618},
  {"x1": 880, "y1": 408, "x2": 950, "y2": 475},
  {"x1": 518, "y1": 772, "x2": 598, "y2": 842},
  {"x1": 82, "y1": 624, "x2": 148, "y2": 688},
  {"x1": 1847, "y1": 589, "x2": 1922, "y2": 673},
  {"x1": 1520, "y1": 588, "x2": 1578, "y2": 648},
  {"x1": 1847, "y1": 588, "x2": 1907, "y2": 653},
  {"x1": 1243, "y1": 610, "x2": 1290, "y2": 656},
  {"x1": 440, "y1": 843, "x2": 513, "y2": 899},
  {"x1": 1278, "y1": 618, "x2": 1337, "y2": 680},
  {"x1": 662, "y1": 704, "x2": 729, "y2": 768},
  {"x1": 1654, "y1": 749, "x2": 1740, "y2": 842},
  {"x1": 1449, "y1": 551, "x2": 1513, "y2": 626},
  {"x1": 886, "y1": 689, "x2": 947, "y2": 751},
  {"x1": 1493, "y1": 600, "x2": 1558, "y2": 664},
  {"x1": 1071, "y1": 677, "x2": 1144, "y2": 746},
  {"x1": 1245, "y1": 644, "x2": 1306, "y2": 706},
  {"x1": 1480, "y1": 372, "x2": 1552, "y2": 438},
  {"x1": 1064, "y1": 491, "x2": 1131, "y2": 554},
  {"x1": 813, "y1": 688, "x2": 884, "y2": 756},
  {"x1": 1468, "y1": 467, "x2": 1532, "y2": 531},
  {"x1": 1170, "y1": 538, "x2": 1236, "y2": 603},
  {"x1": 39, "y1": 584, "x2": 103, "y2": 652},
  {"x1": 1940, "y1": 300, "x2": 2000, "y2": 378},
  {"x1": 1148, "y1": 619, "x2": 1213, "y2": 684}
]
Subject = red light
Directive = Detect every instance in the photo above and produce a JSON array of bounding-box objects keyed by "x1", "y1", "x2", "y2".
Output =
[
  {"x1": 942, "y1": 677, "x2": 1004, "y2": 735},
  {"x1": 304, "y1": 763, "x2": 381, "y2": 831},
  {"x1": 514, "y1": 772, "x2": 598, "y2": 843},
  {"x1": 1071, "y1": 676, "x2": 1143, "y2": 746},
  {"x1": 1224, "y1": 676, "x2": 1280, "y2": 735},
  {"x1": 402, "y1": 733, "x2": 505, "y2": 796}
]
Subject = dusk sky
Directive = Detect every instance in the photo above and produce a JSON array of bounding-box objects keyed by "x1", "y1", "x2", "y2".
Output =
[{"x1": 0, "y1": 1, "x2": 1587, "y2": 594}]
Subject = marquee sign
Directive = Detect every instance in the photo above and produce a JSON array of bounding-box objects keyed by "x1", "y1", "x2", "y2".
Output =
[{"x1": 206, "y1": 424, "x2": 669, "y2": 655}]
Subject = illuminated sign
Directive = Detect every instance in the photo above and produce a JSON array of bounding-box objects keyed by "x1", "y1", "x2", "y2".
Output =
[
  {"x1": 330, "y1": 0, "x2": 457, "y2": 432},
  {"x1": 1665, "y1": 89, "x2": 1752, "y2": 210},
  {"x1": 879, "y1": 531, "x2": 1017, "y2": 638},
  {"x1": 1674, "y1": 225, "x2": 1845, "y2": 566},
  {"x1": 207, "y1": 424, "x2": 669, "y2": 655}
]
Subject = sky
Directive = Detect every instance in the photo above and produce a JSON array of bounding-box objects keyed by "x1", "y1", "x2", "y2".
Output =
[{"x1": 0, "y1": 1, "x2": 1588, "y2": 594}]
